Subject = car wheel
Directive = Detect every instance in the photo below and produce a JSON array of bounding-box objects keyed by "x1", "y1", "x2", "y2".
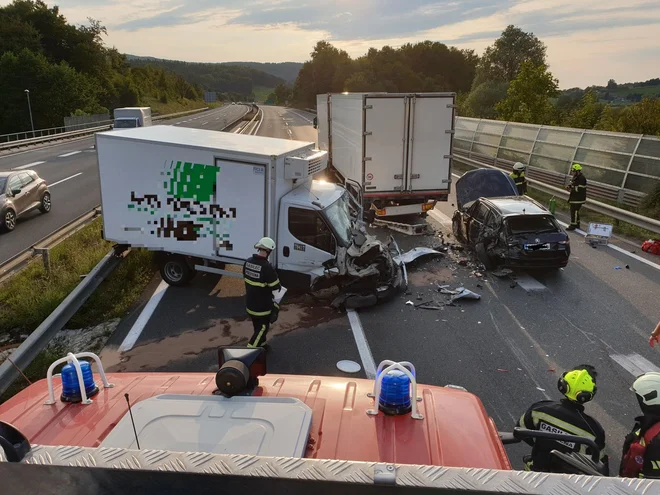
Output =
[
  {"x1": 475, "y1": 242, "x2": 495, "y2": 270},
  {"x1": 1, "y1": 209, "x2": 16, "y2": 233},
  {"x1": 39, "y1": 192, "x2": 51, "y2": 213},
  {"x1": 159, "y1": 255, "x2": 195, "y2": 286}
]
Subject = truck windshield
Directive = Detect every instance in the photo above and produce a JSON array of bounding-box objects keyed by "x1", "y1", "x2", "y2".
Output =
[
  {"x1": 114, "y1": 119, "x2": 138, "y2": 129},
  {"x1": 325, "y1": 193, "x2": 352, "y2": 246}
]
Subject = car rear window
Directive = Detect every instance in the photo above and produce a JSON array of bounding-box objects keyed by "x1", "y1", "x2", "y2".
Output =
[{"x1": 506, "y1": 215, "x2": 558, "y2": 234}]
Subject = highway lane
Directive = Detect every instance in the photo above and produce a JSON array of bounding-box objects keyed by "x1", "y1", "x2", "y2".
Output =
[
  {"x1": 0, "y1": 105, "x2": 250, "y2": 264},
  {"x1": 97, "y1": 111, "x2": 660, "y2": 469}
]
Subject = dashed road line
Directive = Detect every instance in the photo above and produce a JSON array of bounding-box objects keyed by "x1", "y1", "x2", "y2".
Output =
[
  {"x1": 14, "y1": 161, "x2": 45, "y2": 170},
  {"x1": 58, "y1": 150, "x2": 81, "y2": 158},
  {"x1": 611, "y1": 353, "x2": 660, "y2": 377},
  {"x1": 49, "y1": 172, "x2": 82, "y2": 187},
  {"x1": 347, "y1": 309, "x2": 376, "y2": 379},
  {"x1": 119, "y1": 280, "x2": 169, "y2": 352},
  {"x1": 201, "y1": 121, "x2": 209, "y2": 126}
]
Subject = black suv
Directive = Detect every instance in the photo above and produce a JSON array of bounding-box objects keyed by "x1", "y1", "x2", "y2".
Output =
[
  {"x1": 452, "y1": 169, "x2": 570, "y2": 270},
  {"x1": 0, "y1": 170, "x2": 51, "y2": 233}
]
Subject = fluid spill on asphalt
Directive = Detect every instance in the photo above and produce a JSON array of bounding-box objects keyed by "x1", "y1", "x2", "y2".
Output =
[
  {"x1": 408, "y1": 264, "x2": 453, "y2": 287},
  {"x1": 100, "y1": 303, "x2": 340, "y2": 372}
]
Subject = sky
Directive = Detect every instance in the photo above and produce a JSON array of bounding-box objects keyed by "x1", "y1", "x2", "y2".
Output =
[{"x1": 3, "y1": 0, "x2": 660, "y2": 88}]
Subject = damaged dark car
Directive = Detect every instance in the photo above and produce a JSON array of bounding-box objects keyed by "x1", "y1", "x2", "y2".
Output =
[{"x1": 452, "y1": 169, "x2": 570, "y2": 270}]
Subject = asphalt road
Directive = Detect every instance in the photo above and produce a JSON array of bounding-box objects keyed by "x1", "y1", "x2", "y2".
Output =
[
  {"x1": 0, "y1": 105, "x2": 250, "y2": 265},
  {"x1": 96, "y1": 107, "x2": 660, "y2": 470}
]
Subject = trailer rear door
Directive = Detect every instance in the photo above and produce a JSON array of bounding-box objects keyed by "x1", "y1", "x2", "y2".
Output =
[
  {"x1": 407, "y1": 95, "x2": 454, "y2": 194},
  {"x1": 364, "y1": 96, "x2": 408, "y2": 195}
]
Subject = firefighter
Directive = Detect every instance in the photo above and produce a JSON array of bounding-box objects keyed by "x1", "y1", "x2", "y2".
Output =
[
  {"x1": 517, "y1": 364, "x2": 608, "y2": 474},
  {"x1": 510, "y1": 162, "x2": 528, "y2": 195},
  {"x1": 566, "y1": 163, "x2": 587, "y2": 231},
  {"x1": 620, "y1": 372, "x2": 660, "y2": 478},
  {"x1": 243, "y1": 237, "x2": 281, "y2": 348}
]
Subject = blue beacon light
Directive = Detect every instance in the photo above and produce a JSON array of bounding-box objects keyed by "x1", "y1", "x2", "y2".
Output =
[
  {"x1": 61, "y1": 361, "x2": 99, "y2": 403},
  {"x1": 378, "y1": 367, "x2": 415, "y2": 415}
]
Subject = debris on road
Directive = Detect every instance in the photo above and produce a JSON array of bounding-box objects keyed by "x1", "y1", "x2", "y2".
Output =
[
  {"x1": 473, "y1": 272, "x2": 484, "y2": 278},
  {"x1": 418, "y1": 303, "x2": 444, "y2": 311},
  {"x1": 548, "y1": 368, "x2": 556, "y2": 373},
  {"x1": 405, "y1": 300, "x2": 415, "y2": 306},
  {"x1": 497, "y1": 369, "x2": 509, "y2": 373},
  {"x1": 492, "y1": 268, "x2": 513, "y2": 278},
  {"x1": 615, "y1": 266, "x2": 622, "y2": 270},
  {"x1": 450, "y1": 245, "x2": 465, "y2": 252},
  {"x1": 458, "y1": 258, "x2": 469, "y2": 266},
  {"x1": 626, "y1": 265, "x2": 630, "y2": 269},
  {"x1": 450, "y1": 287, "x2": 481, "y2": 302},
  {"x1": 393, "y1": 247, "x2": 443, "y2": 265},
  {"x1": 337, "y1": 360, "x2": 362, "y2": 374},
  {"x1": 536, "y1": 387, "x2": 546, "y2": 392},
  {"x1": 510, "y1": 282, "x2": 517, "y2": 289}
]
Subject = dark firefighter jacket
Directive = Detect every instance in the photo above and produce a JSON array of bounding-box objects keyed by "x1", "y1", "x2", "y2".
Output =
[
  {"x1": 510, "y1": 171, "x2": 528, "y2": 195},
  {"x1": 243, "y1": 255, "x2": 281, "y2": 317},
  {"x1": 568, "y1": 174, "x2": 587, "y2": 204},
  {"x1": 517, "y1": 399, "x2": 608, "y2": 474},
  {"x1": 620, "y1": 414, "x2": 660, "y2": 479}
]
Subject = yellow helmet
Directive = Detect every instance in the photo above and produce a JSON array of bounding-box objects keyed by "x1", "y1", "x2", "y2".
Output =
[
  {"x1": 558, "y1": 366, "x2": 597, "y2": 403},
  {"x1": 572, "y1": 163, "x2": 583, "y2": 172}
]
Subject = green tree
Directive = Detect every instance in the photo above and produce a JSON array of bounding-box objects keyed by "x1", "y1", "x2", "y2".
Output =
[
  {"x1": 496, "y1": 61, "x2": 558, "y2": 124},
  {"x1": 606, "y1": 79, "x2": 618, "y2": 89},
  {"x1": 463, "y1": 81, "x2": 509, "y2": 118},
  {"x1": 273, "y1": 84, "x2": 292, "y2": 105},
  {"x1": 564, "y1": 90, "x2": 604, "y2": 129},
  {"x1": 616, "y1": 97, "x2": 660, "y2": 135},
  {"x1": 594, "y1": 105, "x2": 619, "y2": 131},
  {"x1": 473, "y1": 25, "x2": 546, "y2": 86}
]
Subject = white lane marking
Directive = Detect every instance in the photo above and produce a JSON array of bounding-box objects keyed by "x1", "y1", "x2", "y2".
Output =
[
  {"x1": 14, "y1": 161, "x2": 45, "y2": 170},
  {"x1": 286, "y1": 128, "x2": 293, "y2": 139},
  {"x1": 611, "y1": 353, "x2": 660, "y2": 377},
  {"x1": 556, "y1": 219, "x2": 660, "y2": 272},
  {"x1": 118, "y1": 280, "x2": 169, "y2": 352},
  {"x1": 201, "y1": 121, "x2": 209, "y2": 126},
  {"x1": 253, "y1": 108, "x2": 264, "y2": 135},
  {"x1": 49, "y1": 172, "x2": 82, "y2": 187},
  {"x1": 346, "y1": 309, "x2": 376, "y2": 379},
  {"x1": 513, "y1": 273, "x2": 547, "y2": 292},
  {"x1": 58, "y1": 150, "x2": 81, "y2": 158},
  {"x1": 289, "y1": 110, "x2": 314, "y2": 124},
  {"x1": 428, "y1": 208, "x2": 452, "y2": 228}
]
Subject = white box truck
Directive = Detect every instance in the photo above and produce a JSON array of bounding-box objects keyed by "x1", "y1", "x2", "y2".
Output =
[
  {"x1": 113, "y1": 107, "x2": 152, "y2": 129},
  {"x1": 96, "y1": 126, "x2": 405, "y2": 296},
  {"x1": 315, "y1": 93, "x2": 455, "y2": 232}
]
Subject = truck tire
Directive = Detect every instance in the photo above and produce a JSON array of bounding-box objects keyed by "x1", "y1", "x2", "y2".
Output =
[
  {"x1": 475, "y1": 242, "x2": 495, "y2": 271},
  {"x1": 160, "y1": 255, "x2": 195, "y2": 286}
]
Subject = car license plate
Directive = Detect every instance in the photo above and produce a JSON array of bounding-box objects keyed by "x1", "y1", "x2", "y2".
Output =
[{"x1": 524, "y1": 243, "x2": 551, "y2": 251}]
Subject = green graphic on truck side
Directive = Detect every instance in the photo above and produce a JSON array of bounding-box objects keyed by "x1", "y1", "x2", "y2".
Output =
[{"x1": 126, "y1": 160, "x2": 237, "y2": 250}]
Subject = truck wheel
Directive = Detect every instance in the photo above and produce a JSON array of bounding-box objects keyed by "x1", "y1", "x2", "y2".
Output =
[
  {"x1": 160, "y1": 255, "x2": 194, "y2": 286},
  {"x1": 475, "y1": 242, "x2": 495, "y2": 271}
]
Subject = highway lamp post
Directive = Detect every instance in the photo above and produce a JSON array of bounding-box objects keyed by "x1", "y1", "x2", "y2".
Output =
[{"x1": 25, "y1": 89, "x2": 35, "y2": 138}]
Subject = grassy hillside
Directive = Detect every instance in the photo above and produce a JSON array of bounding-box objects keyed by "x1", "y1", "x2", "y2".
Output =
[
  {"x1": 222, "y1": 62, "x2": 302, "y2": 83},
  {"x1": 252, "y1": 87, "x2": 274, "y2": 103}
]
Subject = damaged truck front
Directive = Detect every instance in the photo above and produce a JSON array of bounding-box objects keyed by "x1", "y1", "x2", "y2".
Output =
[{"x1": 97, "y1": 125, "x2": 407, "y2": 302}]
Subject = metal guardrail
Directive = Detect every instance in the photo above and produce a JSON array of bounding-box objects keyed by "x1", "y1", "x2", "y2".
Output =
[
  {"x1": 0, "y1": 107, "x2": 211, "y2": 153},
  {"x1": 0, "y1": 245, "x2": 127, "y2": 395},
  {"x1": 454, "y1": 153, "x2": 660, "y2": 235},
  {"x1": 0, "y1": 206, "x2": 102, "y2": 285}
]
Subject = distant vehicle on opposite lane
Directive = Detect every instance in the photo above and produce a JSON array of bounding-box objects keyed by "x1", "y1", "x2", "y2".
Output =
[
  {"x1": 0, "y1": 170, "x2": 51, "y2": 233},
  {"x1": 452, "y1": 169, "x2": 570, "y2": 270}
]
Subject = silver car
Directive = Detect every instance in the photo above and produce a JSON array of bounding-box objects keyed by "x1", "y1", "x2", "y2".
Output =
[{"x1": 0, "y1": 170, "x2": 51, "y2": 233}]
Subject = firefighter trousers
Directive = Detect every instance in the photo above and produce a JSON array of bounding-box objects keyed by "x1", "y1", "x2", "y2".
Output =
[
  {"x1": 569, "y1": 203, "x2": 582, "y2": 227},
  {"x1": 248, "y1": 315, "x2": 270, "y2": 348}
]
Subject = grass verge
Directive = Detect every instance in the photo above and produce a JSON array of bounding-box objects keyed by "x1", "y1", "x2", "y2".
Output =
[
  {"x1": 0, "y1": 217, "x2": 156, "y2": 340},
  {"x1": 142, "y1": 97, "x2": 209, "y2": 116},
  {"x1": 452, "y1": 162, "x2": 657, "y2": 243},
  {"x1": 0, "y1": 217, "x2": 156, "y2": 402}
]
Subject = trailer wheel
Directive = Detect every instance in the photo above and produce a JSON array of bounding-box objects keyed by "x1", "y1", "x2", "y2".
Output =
[{"x1": 160, "y1": 255, "x2": 194, "y2": 286}]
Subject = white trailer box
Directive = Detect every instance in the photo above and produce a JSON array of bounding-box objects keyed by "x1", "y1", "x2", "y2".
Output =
[
  {"x1": 113, "y1": 107, "x2": 152, "y2": 129},
  {"x1": 317, "y1": 93, "x2": 455, "y2": 218},
  {"x1": 95, "y1": 125, "x2": 367, "y2": 289}
]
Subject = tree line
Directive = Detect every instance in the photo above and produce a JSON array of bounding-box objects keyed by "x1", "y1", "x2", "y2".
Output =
[
  {"x1": 281, "y1": 27, "x2": 659, "y2": 137},
  {"x1": 0, "y1": 0, "x2": 205, "y2": 134},
  {"x1": 127, "y1": 57, "x2": 286, "y2": 101}
]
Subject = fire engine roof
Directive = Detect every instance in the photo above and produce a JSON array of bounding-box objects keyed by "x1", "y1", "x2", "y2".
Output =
[
  {"x1": 0, "y1": 373, "x2": 509, "y2": 470},
  {"x1": 99, "y1": 125, "x2": 315, "y2": 157}
]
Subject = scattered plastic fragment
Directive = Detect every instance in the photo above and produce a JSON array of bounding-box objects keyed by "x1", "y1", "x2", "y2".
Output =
[
  {"x1": 473, "y1": 272, "x2": 483, "y2": 278},
  {"x1": 510, "y1": 282, "x2": 517, "y2": 288},
  {"x1": 405, "y1": 300, "x2": 414, "y2": 306},
  {"x1": 337, "y1": 360, "x2": 361, "y2": 373},
  {"x1": 458, "y1": 259, "x2": 469, "y2": 266},
  {"x1": 497, "y1": 369, "x2": 509, "y2": 373},
  {"x1": 536, "y1": 387, "x2": 546, "y2": 392},
  {"x1": 477, "y1": 321, "x2": 482, "y2": 324},
  {"x1": 450, "y1": 288, "x2": 482, "y2": 302},
  {"x1": 625, "y1": 265, "x2": 630, "y2": 269},
  {"x1": 517, "y1": 368, "x2": 523, "y2": 371},
  {"x1": 615, "y1": 266, "x2": 622, "y2": 270},
  {"x1": 548, "y1": 368, "x2": 556, "y2": 373},
  {"x1": 476, "y1": 283, "x2": 483, "y2": 288}
]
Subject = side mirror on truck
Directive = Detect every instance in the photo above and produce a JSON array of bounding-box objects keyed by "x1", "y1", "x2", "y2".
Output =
[{"x1": 313, "y1": 117, "x2": 318, "y2": 129}]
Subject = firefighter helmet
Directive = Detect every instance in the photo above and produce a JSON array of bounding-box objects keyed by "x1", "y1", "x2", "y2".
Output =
[
  {"x1": 631, "y1": 372, "x2": 660, "y2": 413},
  {"x1": 254, "y1": 237, "x2": 276, "y2": 252},
  {"x1": 572, "y1": 163, "x2": 583, "y2": 172},
  {"x1": 557, "y1": 365, "x2": 597, "y2": 403},
  {"x1": 513, "y1": 162, "x2": 526, "y2": 172}
]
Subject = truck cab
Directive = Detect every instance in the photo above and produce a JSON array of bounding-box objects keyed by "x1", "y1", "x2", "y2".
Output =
[{"x1": 113, "y1": 107, "x2": 152, "y2": 129}]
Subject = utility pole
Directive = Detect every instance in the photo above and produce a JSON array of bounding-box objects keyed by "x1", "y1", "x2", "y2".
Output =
[{"x1": 25, "y1": 89, "x2": 35, "y2": 138}]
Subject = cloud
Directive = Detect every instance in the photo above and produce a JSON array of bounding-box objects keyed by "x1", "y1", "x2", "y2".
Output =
[{"x1": 0, "y1": 0, "x2": 658, "y2": 88}]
